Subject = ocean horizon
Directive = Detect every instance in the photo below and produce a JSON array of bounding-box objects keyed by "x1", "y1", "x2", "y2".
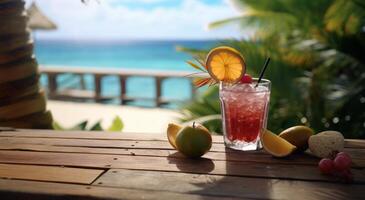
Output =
[{"x1": 35, "y1": 39, "x2": 217, "y2": 107}]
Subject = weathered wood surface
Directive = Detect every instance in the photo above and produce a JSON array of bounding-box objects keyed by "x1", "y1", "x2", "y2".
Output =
[
  {"x1": 0, "y1": 128, "x2": 364, "y2": 200},
  {"x1": 0, "y1": 164, "x2": 103, "y2": 184},
  {"x1": 0, "y1": 179, "x2": 242, "y2": 200},
  {"x1": 95, "y1": 169, "x2": 364, "y2": 200}
]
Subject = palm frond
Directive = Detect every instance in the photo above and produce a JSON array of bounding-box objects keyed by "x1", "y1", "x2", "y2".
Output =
[
  {"x1": 193, "y1": 78, "x2": 213, "y2": 88},
  {"x1": 209, "y1": 10, "x2": 298, "y2": 36},
  {"x1": 325, "y1": 0, "x2": 365, "y2": 35},
  {"x1": 208, "y1": 16, "x2": 246, "y2": 29},
  {"x1": 186, "y1": 61, "x2": 206, "y2": 72}
]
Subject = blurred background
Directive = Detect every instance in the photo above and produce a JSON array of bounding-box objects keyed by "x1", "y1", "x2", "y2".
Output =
[
  {"x1": 24, "y1": 0, "x2": 365, "y2": 138},
  {"x1": 26, "y1": 0, "x2": 240, "y2": 107}
]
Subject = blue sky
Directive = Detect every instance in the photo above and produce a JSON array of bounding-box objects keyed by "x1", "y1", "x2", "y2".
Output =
[{"x1": 25, "y1": 0, "x2": 242, "y2": 40}]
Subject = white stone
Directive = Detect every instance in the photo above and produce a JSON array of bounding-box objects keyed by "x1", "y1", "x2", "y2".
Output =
[{"x1": 308, "y1": 131, "x2": 344, "y2": 158}]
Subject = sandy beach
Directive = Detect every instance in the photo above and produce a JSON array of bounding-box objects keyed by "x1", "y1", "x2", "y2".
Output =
[{"x1": 47, "y1": 100, "x2": 182, "y2": 134}]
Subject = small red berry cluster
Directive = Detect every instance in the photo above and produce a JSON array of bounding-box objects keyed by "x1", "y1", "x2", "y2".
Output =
[
  {"x1": 318, "y1": 151, "x2": 353, "y2": 182},
  {"x1": 240, "y1": 74, "x2": 253, "y2": 83}
]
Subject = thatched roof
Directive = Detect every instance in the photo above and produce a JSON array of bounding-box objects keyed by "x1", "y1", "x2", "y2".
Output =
[{"x1": 27, "y1": 2, "x2": 57, "y2": 30}]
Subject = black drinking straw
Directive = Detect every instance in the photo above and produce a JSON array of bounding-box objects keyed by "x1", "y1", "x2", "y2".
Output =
[{"x1": 255, "y1": 57, "x2": 271, "y2": 87}]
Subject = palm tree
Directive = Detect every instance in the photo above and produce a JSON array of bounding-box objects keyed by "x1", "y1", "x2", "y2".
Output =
[
  {"x1": 181, "y1": 0, "x2": 365, "y2": 138},
  {"x1": 0, "y1": 0, "x2": 52, "y2": 129}
]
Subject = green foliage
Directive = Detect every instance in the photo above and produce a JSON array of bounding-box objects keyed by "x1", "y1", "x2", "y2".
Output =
[
  {"x1": 90, "y1": 121, "x2": 103, "y2": 131},
  {"x1": 52, "y1": 116, "x2": 124, "y2": 132},
  {"x1": 180, "y1": 0, "x2": 365, "y2": 138},
  {"x1": 180, "y1": 86, "x2": 222, "y2": 134}
]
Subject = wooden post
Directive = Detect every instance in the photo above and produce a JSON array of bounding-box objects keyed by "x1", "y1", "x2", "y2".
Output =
[
  {"x1": 119, "y1": 75, "x2": 127, "y2": 105},
  {"x1": 80, "y1": 74, "x2": 86, "y2": 90},
  {"x1": 94, "y1": 74, "x2": 102, "y2": 103},
  {"x1": 191, "y1": 79, "x2": 197, "y2": 100},
  {"x1": 48, "y1": 73, "x2": 58, "y2": 99},
  {"x1": 155, "y1": 77, "x2": 163, "y2": 107}
]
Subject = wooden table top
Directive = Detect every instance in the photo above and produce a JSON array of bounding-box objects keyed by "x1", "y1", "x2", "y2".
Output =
[{"x1": 0, "y1": 128, "x2": 364, "y2": 200}]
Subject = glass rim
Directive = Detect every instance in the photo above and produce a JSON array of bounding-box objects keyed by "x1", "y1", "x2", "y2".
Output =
[
  {"x1": 251, "y1": 78, "x2": 270, "y2": 84},
  {"x1": 220, "y1": 78, "x2": 271, "y2": 86}
]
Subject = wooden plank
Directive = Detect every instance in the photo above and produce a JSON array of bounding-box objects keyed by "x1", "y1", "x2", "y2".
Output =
[
  {"x1": 52, "y1": 91, "x2": 179, "y2": 105},
  {"x1": 0, "y1": 127, "x2": 15, "y2": 131},
  {"x1": 345, "y1": 139, "x2": 365, "y2": 149},
  {"x1": 39, "y1": 66, "x2": 209, "y2": 79},
  {"x1": 53, "y1": 89, "x2": 115, "y2": 101},
  {"x1": 343, "y1": 148, "x2": 365, "y2": 160},
  {"x1": 0, "y1": 143, "x2": 321, "y2": 165},
  {"x1": 0, "y1": 130, "x2": 364, "y2": 165},
  {"x1": 95, "y1": 169, "x2": 365, "y2": 200},
  {"x1": 0, "y1": 137, "x2": 226, "y2": 152},
  {"x1": 0, "y1": 163, "x2": 104, "y2": 184},
  {"x1": 0, "y1": 150, "x2": 364, "y2": 183},
  {"x1": 2, "y1": 136, "x2": 365, "y2": 161},
  {"x1": 2, "y1": 129, "x2": 364, "y2": 148},
  {"x1": 0, "y1": 179, "x2": 241, "y2": 200},
  {"x1": 1, "y1": 144, "x2": 364, "y2": 168},
  {"x1": 0, "y1": 129, "x2": 224, "y2": 143}
]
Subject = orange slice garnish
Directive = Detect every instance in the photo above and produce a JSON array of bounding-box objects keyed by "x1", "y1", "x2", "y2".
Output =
[{"x1": 206, "y1": 46, "x2": 246, "y2": 83}]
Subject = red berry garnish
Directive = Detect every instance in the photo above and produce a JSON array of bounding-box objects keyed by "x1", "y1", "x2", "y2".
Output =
[
  {"x1": 318, "y1": 158, "x2": 335, "y2": 174},
  {"x1": 240, "y1": 74, "x2": 252, "y2": 83},
  {"x1": 334, "y1": 154, "x2": 352, "y2": 171}
]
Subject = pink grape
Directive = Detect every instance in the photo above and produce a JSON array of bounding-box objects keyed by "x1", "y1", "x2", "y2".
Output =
[
  {"x1": 318, "y1": 152, "x2": 354, "y2": 183},
  {"x1": 336, "y1": 152, "x2": 350, "y2": 160},
  {"x1": 338, "y1": 169, "x2": 354, "y2": 183},
  {"x1": 334, "y1": 155, "x2": 352, "y2": 171},
  {"x1": 318, "y1": 158, "x2": 335, "y2": 174}
]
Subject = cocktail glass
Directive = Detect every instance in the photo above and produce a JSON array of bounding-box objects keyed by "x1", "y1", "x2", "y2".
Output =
[{"x1": 219, "y1": 79, "x2": 271, "y2": 151}]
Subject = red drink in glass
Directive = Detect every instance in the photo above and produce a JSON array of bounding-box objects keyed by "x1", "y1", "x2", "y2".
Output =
[{"x1": 220, "y1": 79, "x2": 271, "y2": 151}]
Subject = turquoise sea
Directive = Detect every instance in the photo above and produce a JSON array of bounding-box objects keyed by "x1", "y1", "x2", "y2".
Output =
[{"x1": 35, "y1": 40, "x2": 216, "y2": 107}]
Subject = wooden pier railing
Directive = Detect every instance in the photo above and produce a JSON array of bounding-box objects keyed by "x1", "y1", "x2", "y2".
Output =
[{"x1": 39, "y1": 66, "x2": 208, "y2": 107}]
